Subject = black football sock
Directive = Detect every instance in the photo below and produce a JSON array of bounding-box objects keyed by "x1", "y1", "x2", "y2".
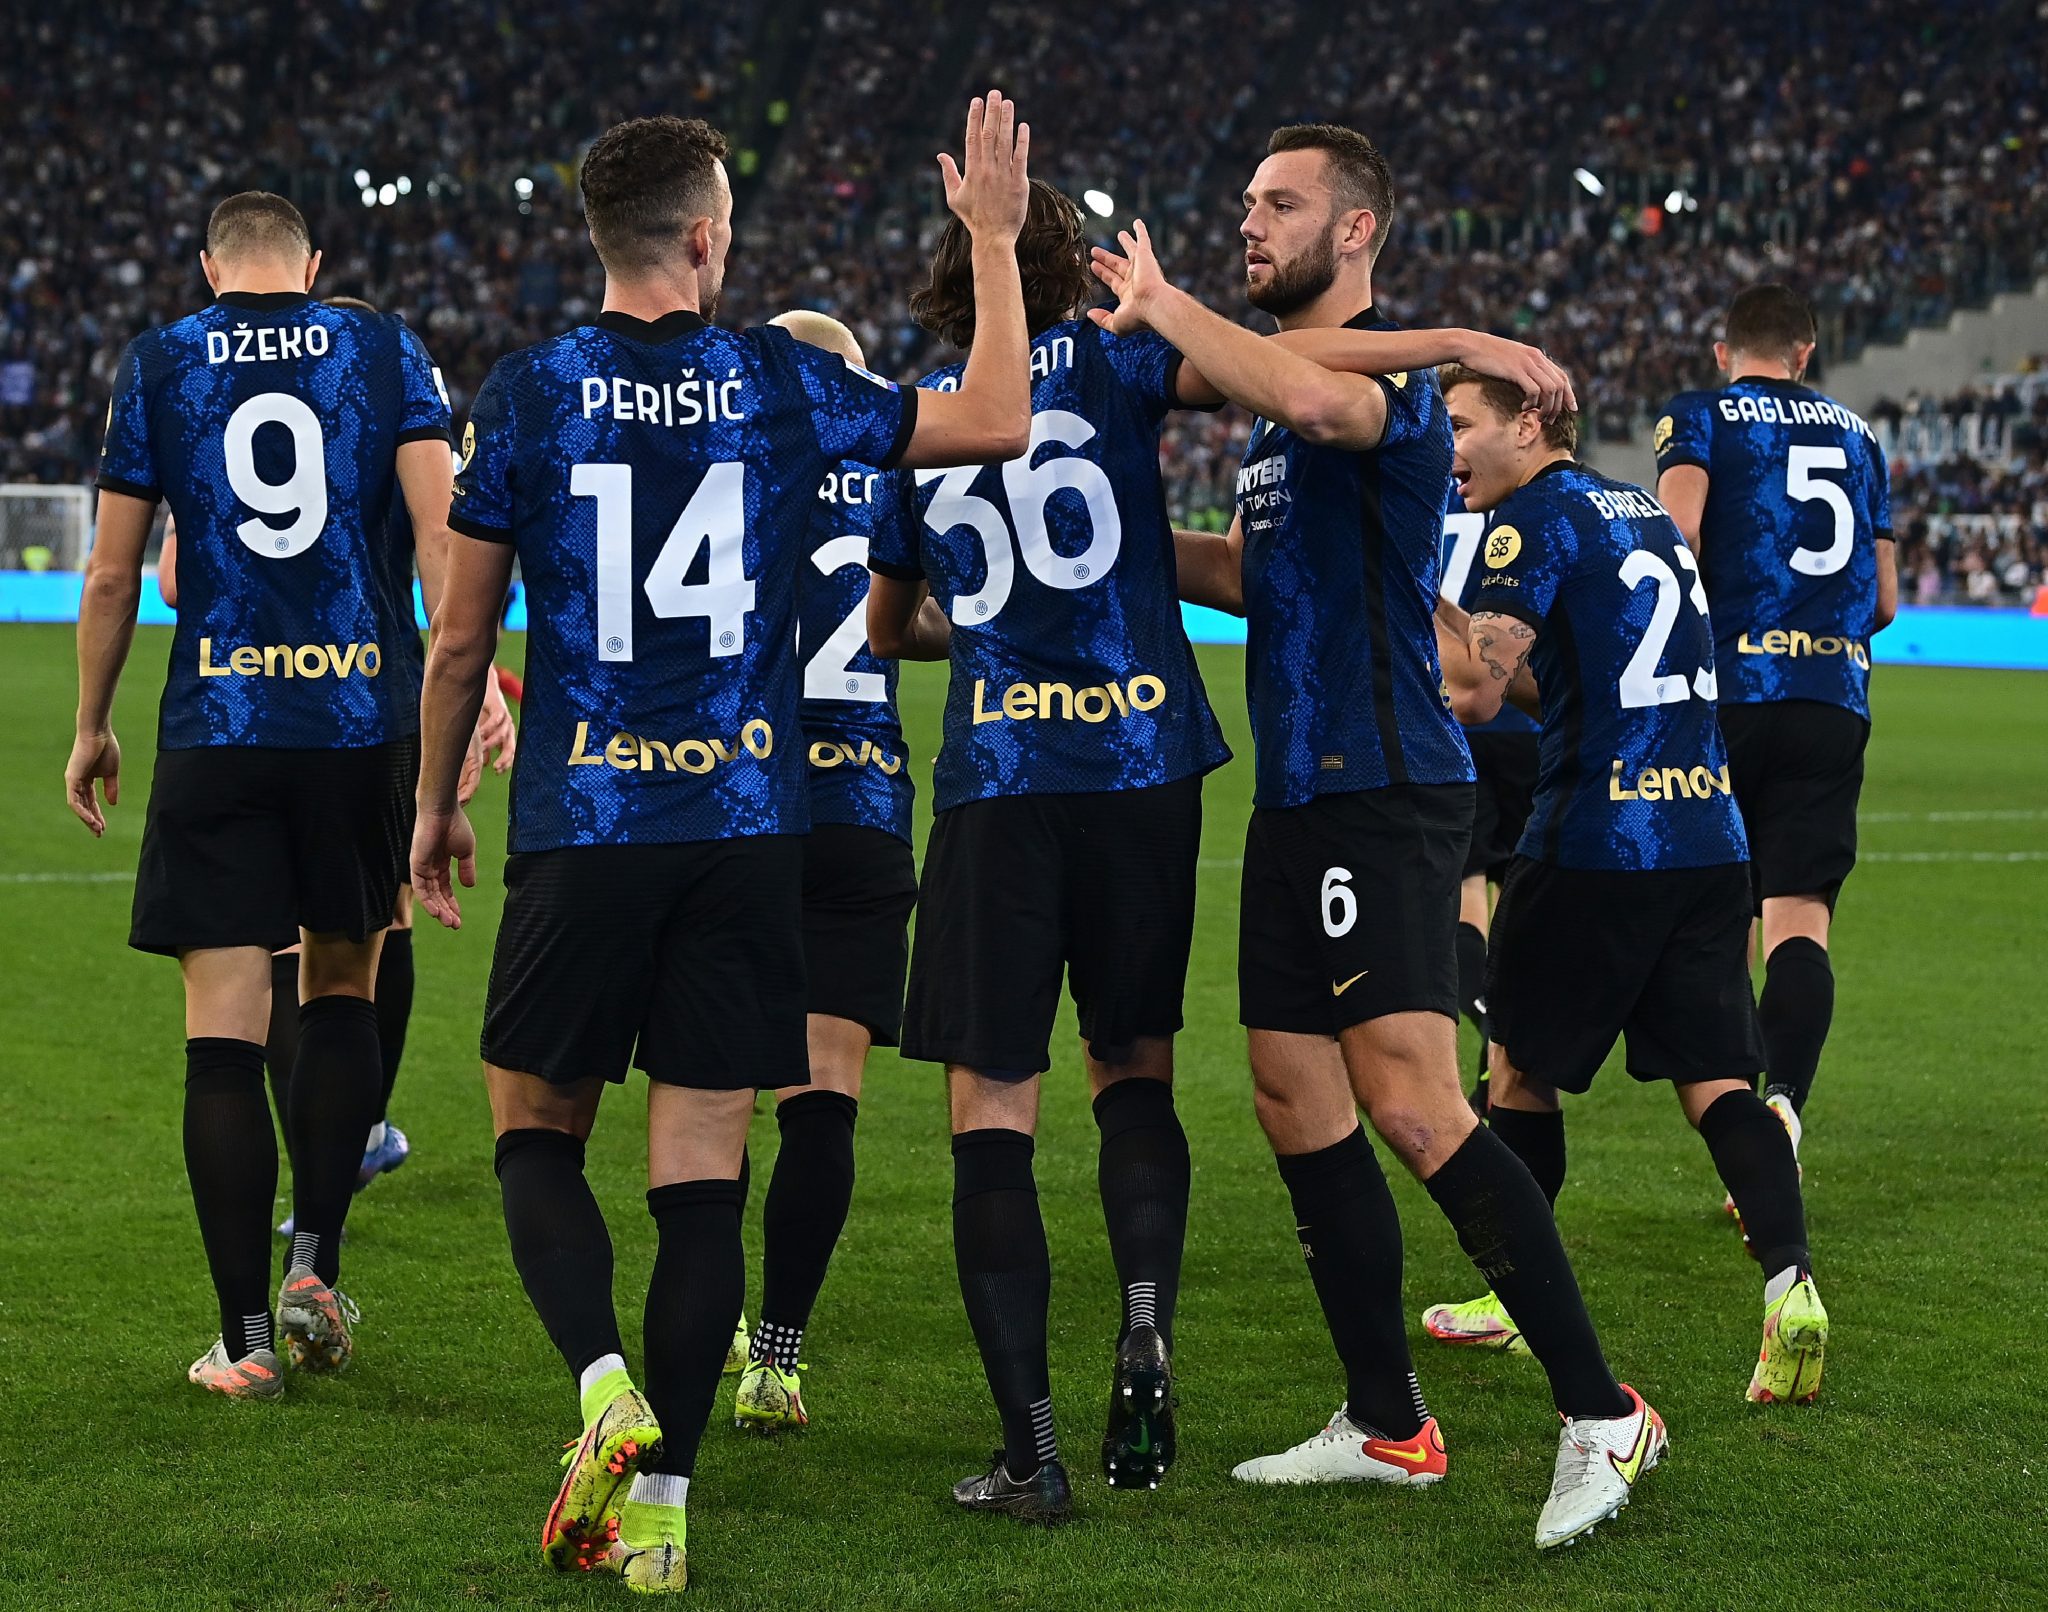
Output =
[
  {"x1": 1093, "y1": 1079, "x2": 1191, "y2": 1348},
  {"x1": 1455, "y1": 921, "x2": 1487, "y2": 1034},
  {"x1": 184, "y1": 1038, "x2": 280, "y2": 1359},
  {"x1": 263, "y1": 952, "x2": 301, "y2": 1157},
  {"x1": 1758, "y1": 936, "x2": 1833, "y2": 1116},
  {"x1": 1698, "y1": 1089, "x2": 1811, "y2": 1279},
  {"x1": 285, "y1": 994, "x2": 382, "y2": 1286},
  {"x1": 952, "y1": 1129, "x2": 1057, "y2": 1480},
  {"x1": 1486, "y1": 1105, "x2": 1567, "y2": 1208},
  {"x1": 495, "y1": 1128, "x2": 624, "y2": 1381},
  {"x1": 643, "y1": 1178, "x2": 746, "y2": 1478},
  {"x1": 1423, "y1": 1125, "x2": 1630, "y2": 1420},
  {"x1": 372, "y1": 927, "x2": 414, "y2": 1124},
  {"x1": 1276, "y1": 1128, "x2": 1428, "y2": 1440},
  {"x1": 756, "y1": 1091, "x2": 859, "y2": 1367}
]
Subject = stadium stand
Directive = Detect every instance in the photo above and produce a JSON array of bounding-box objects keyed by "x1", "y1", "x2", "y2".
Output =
[{"x1": 3, "y1": 0, "x2": 2044, "y2": 523}]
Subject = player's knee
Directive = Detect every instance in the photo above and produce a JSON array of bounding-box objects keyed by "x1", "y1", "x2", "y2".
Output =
[{"x1": 299, "y1": 932, "x2": 381, "y2": 999}]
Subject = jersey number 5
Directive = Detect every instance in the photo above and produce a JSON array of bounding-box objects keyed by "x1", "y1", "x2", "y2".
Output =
[
  {"x1": 572, "y1": 460, "x2": 754, "y2": 663},
  {"x1": 916, "y1": 410, "x2": 1122, "y2": 626},
  {"x1": 1785, "y1": 445, "x2": 1854, "y2": 576},
  {"x1": 1617, "y1": 545, "x2": 1717, "y2": 709}
]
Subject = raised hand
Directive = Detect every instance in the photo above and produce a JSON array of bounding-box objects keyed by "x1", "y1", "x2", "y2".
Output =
[
  {"x1": 1087, "y1": 219, "x2": 1168, "y2": 336},
  {"x1": 938, "y1": 91, "x2": 1030, "y2": 243},
  {"x1": 1459, "y1": 331, "x2": 1578, "y2": 420}
]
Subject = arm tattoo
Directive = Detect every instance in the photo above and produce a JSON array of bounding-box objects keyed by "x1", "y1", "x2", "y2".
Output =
[{"x1": 1470, "y1": 612, "x2": 1537, "y2": 683}]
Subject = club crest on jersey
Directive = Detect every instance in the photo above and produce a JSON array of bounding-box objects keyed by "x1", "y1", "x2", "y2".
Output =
[
  {"x1": 1653, "y1": 415, "x2": 1674, "y2": 454},
  {"x1": 1483, "y1": 525, "x2": 1522, "y2": 568}
]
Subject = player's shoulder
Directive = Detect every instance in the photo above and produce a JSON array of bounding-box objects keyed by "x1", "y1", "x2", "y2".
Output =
[
  {"x1": 1652, "y1": 388, "x2": 1718, "y2": 456},
  {"x1": 916, "y1": 351, "x2": 967, "y2": 392},
  {"x1": 1498, "y1": 462, "x2": 1601, "y2": 546}
]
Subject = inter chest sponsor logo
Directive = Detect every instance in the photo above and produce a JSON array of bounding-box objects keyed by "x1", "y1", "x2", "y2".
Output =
[
  {"x1": 1608, "y1": 757, "x2": 1734, "y2": 803},
  {"x1": 1737, "y1": 628, "x2": 1870, "y2": 668},
  {"x1": 567, "y1": 718, "x2": 774, "y2": 774},
  {"x1": 808, "y1": 738, "x2": 903, "y2": 774},
  {"x1": 970, "y1": 673, "x2": 1168, "y2": 727},
  {"x1": 198, "y1": 638, "x2": 381, "y2": 679}
]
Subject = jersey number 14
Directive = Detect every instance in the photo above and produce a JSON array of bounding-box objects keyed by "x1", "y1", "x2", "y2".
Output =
[{"x1": 572, "y1": 461, "x2": 754, "y2": 662}]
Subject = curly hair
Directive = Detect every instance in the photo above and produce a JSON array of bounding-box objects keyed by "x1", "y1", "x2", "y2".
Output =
[
  {"x1": 909, "y1": 180, "x2": 1094, "y2": 351},
  {"x1": 580, "y1": 116, "x2": 730, "y2": 275}
]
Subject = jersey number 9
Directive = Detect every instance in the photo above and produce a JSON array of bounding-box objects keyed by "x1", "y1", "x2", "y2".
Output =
[{"x1": 224, "y1": 392, "x2": 329, "y2": 558}]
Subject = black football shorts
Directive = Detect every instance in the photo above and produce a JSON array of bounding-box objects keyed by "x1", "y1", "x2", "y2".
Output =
[
  {"x1": 1718, "y1": 699, "x2": 1869, "y2": 910},
  {"x1": 1238, "y1": 783, "x2": 1473, "y2": 1035},
  {"x1": 1463, "y1": 728, "x2": 1540, "y2": 883},
  {"x1": 1485, "y1": 855, "x2": 1763, "y2": 1093},
  {"x1": 482, "y1": 836, "x2": 808, "y2": 1092},
  {"x1": 802, "y1": 823, "x2": 917, "y2": 1046},
  {"x1": 902, "y1": 775, "x2": 1203, "y2": 1077},
  {"x1": 129, "y1": 737, "x2": 416, "y2": 956}
]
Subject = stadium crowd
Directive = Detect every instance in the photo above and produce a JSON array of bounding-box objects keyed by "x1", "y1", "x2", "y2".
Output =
[{"x1": 3, "y1": 0, "x2": 2044, "y2": 537}]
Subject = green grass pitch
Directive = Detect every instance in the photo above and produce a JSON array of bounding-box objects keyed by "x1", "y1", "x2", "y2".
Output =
[{"x1": 1, "y1": 623, "x2": 2042, "y2": 1610}]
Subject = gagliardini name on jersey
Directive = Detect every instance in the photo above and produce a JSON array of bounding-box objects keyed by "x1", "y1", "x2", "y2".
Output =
[
  {"x1": 568, "y1": 719, "x2": 773, "y2": 774},
  {"x1": 198, "y1": 637, "x2": 383, "y2": 677},
  {"x1": 970, "y1": 673, "x2": 1168, "y2": 726},
  {"x1": 1608, "y1": 757, "x2": 1735, "y2": 802}
]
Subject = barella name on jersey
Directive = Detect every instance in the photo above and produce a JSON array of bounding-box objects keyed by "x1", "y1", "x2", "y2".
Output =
[
  {"x1": 971, "y1": 672, "x2": 1168, "y2": 726},
  {"x1": 205, "y1": 324, "x2": 333, "y2": 364},
  {"x1": 198, "y1": 636, "x2": 382, "y2": 678},
  {"x1": 1608, "y1": 756, "x2": 1734, "y2": 802},
  {"x1": 1715, "y1": 393, "x2": 1878, "y2": 439},
  {"x1": 568, "y1": 718, "x2": 774, "y2": 774}
]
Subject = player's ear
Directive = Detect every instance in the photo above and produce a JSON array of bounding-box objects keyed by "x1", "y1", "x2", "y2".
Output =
[
  {"x1": 690, "y1": 214, "x2": 714, "y2": 269},
  {"x1": 199, "y1": 251, "x2": 220, "y2": 294},
  {"x1": 1791, "y1": 340, "x2": 1815, "y2": 381},
  {"x1": 1340, "y1": 207, "x2": 1375, "y2": 259},
  {"x1": 1713, "y1": 340, "x2": 1731, "y2": 376},
  {"x1": 303, "y1": 249, "x2": 322, "y2": 293}
]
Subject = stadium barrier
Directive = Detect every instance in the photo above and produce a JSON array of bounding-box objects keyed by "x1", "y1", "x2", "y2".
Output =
[{"x1": 2, "y1": 572, "x2": 2044, "y2": 672}]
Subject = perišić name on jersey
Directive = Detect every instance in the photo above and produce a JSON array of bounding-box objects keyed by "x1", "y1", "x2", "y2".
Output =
[
  {"x1": 205, "y1": 324, "x2": 332, "y2": 364},
  {"x1": 567, "y1": 718, "x2": 774, "y2": 774},
  {"x1": 580, "y1": 372, "x2": 748, "y2": 426},
  {"x1": 1736, "y1": 627, "x2": 1871, "y2": 668},
  {"x1": 808, "y1": 738, "x2": 903, "y2": 773},
  {"x1": 1608, "y1": 756, "x2": 1734, "y2": 803},
  {"x1": 970, "y1": 672, "x2": 1169, "y2": 727},
  {"x1": 1716, "y1": 392, "x2": 1878, "y2": 440},
  {"x1": 198, "y1": 637, "x2": 383, "y2": 678}
]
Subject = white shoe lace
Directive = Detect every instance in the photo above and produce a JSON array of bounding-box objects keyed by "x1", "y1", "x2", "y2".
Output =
[
  {"x1": 1548, "y1": 1426, "x2": 1601, "y2": 1501},
  {"x1": 335, "y1": 1291, "x2": 362, "y2": 1327}
]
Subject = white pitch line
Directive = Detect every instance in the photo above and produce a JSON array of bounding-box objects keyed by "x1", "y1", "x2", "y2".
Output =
[
  {"x1": 0, "y1": 870, "x2": 135, "y2": 883},
  {"x1": 1862, "y1": 809, "x2": 2046, "y2": 824},
  {"x1": 1860, "y1": 850, "x2": 2048, "y2": 863}
]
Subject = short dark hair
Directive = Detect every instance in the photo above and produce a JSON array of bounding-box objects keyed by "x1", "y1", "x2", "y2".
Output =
[
  {"x1": 1267, "y1": 124, "x2": 1395, "y2": 260},
  {"x1": 910, "y1": 180, "x2": 1092, "y2": 350},
  {"x1": 1724, "y1": 284, "x2": 1817, "y2": 365},
  {"x1": 206, "y1": 192, "x2": 311, "y2": 262},
  {"x1": 580, "y1": 116, "x2": 731, "y2": 275},
  {"x1": 1438, "y1": 364, "x2": 1579, "y2": 453}
]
